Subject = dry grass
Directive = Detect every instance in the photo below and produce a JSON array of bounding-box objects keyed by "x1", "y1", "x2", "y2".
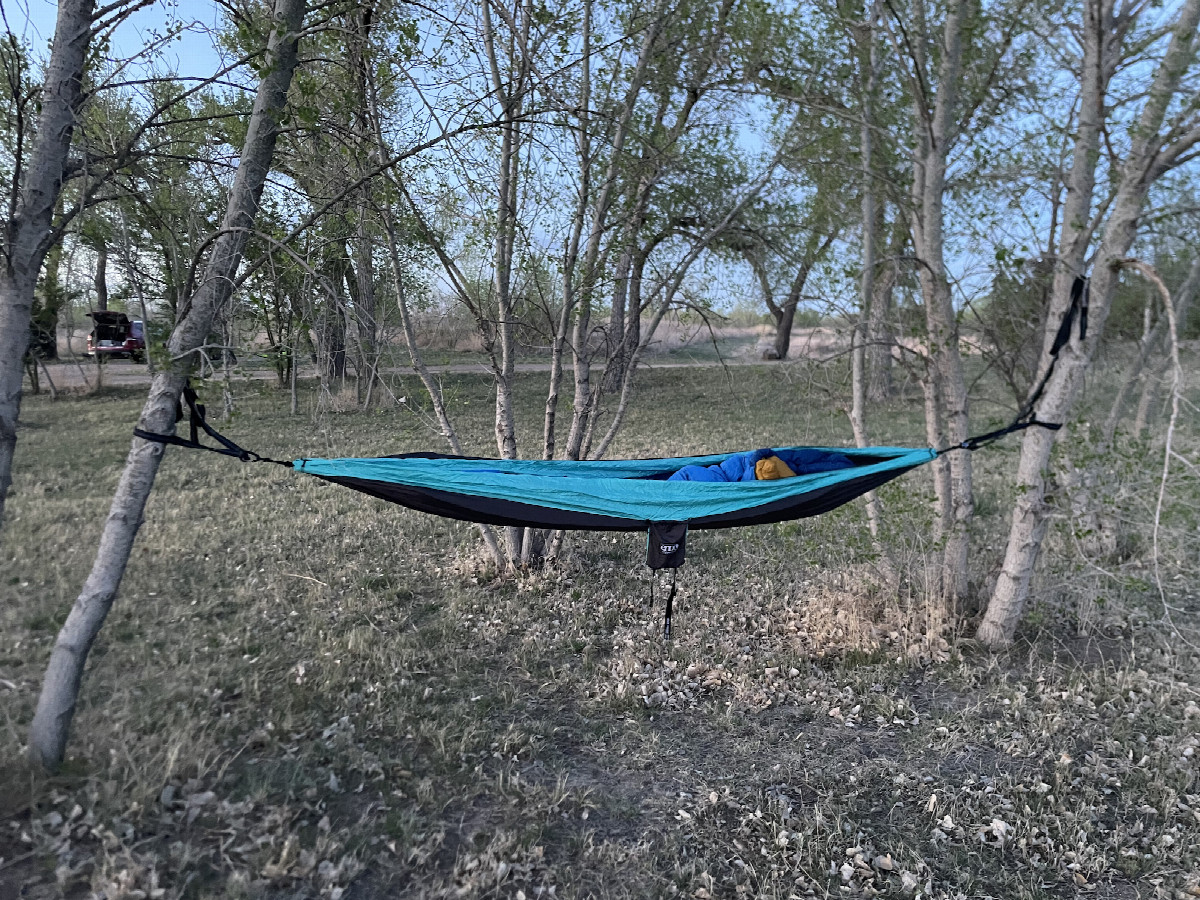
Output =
[{"x1": 1, "y1": 362, "x2": 1198, "y2": 900}]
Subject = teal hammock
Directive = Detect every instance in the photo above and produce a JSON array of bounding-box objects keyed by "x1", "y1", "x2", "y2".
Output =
[
  {"x1": 292, "y1": 446, "x2": 937, "y2": 531},
  {"x1": 132, "y1": 277, "x2": 1088, "y2": 635},
  {"x1": 137, "y1": 274, "x2": 1087, "y2": 532}
]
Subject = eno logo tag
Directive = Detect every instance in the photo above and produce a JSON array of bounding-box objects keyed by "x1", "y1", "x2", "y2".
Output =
[{"x1": 660, "y1": 543, "x2": 679, "y2": 554}]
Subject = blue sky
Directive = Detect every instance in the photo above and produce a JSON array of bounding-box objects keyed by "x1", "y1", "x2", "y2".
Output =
[{"x1": 5, "y1": 0, "x2": 227, "y2": 79}]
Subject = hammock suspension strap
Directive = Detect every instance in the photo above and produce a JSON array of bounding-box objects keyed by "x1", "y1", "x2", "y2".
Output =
[
  {"x1": 648, "y1": 568, "x2": 679, "y2": 640},
  {"x1": 133, "y1": 383, "x2": 294, "y2": 468},
  {"x1": 938, "y1": 274, "x2": 1089, "y2": 456}
]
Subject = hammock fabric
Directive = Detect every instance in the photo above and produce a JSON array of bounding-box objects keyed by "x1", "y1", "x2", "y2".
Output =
[
  {"x1": 293, "y1": 447, "x2": 936, "y2": 532},
  {"x1": 131, "y1": 277, "x2": 1089, "y2": 638},
  {"x1": 136, "y1": 278, "x2": 1089, "y2": 538}
]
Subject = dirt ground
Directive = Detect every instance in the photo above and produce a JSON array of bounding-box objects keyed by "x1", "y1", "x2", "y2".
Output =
[{"x1": 3, "y1": 365, "x2": 1197, "y2": 900}]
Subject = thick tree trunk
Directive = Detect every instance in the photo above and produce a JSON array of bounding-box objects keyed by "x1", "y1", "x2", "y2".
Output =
[
  {"x1": 29, "y1": 0, "x2": 307, "y2": 769},
  {"x1": 771, "y1": 303, "x2": 797, "y2": 360},
  {"x1": 0, "y1": 271, "x2": 38, "y2": 515},
  {"x1": 317, "y1": 245, "x2": 349, "y2": 382},
  {"x1": 978, "y1": 0, "x2": 1200, "y2": 646},
  {"x1": 0, "y1": 0, "x2": 96, "y2": 532},
  {"x1": 768, "y1": 233, "x2": 834, "y2": 361},
  {"x1": 32, "y1": 237, "x2": 66, "y2": 360}
]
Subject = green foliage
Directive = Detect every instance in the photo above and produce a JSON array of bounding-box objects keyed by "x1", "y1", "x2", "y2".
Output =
[
  {"x1": 1107, "y1": 249, "x2": 1199, "y2": 340},
  {"x1": 970, "y1": 255, "x2": 1054, "y2": 402}
]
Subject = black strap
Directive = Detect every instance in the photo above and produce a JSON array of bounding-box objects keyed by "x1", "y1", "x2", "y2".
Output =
[
  {"x1": 647, "y1": 569, "x2": 679, "y2": 640},
  {"x1": 939, "y1": 274, "x2": 1088, "y2": 455},
  {"x1": 663, "y1": 569, "x2": 677, "y2": 640},
  {"x1": 133, "y1": 382, "x2": 294, "y2": 468}
]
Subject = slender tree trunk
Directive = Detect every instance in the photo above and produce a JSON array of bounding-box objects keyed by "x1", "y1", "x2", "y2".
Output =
[
  {"x1": 852, "y1": 6, "x2": 884, "y2": 539},
  {"x1": 979, "y1": 0, "x2": 1200, "y2": 645},
  {"x1": 353, "y1": 214, "x2": 378, "y2": 407},
  {"x1": 867, "y1": 215, "x2": 903, "y2": 402},
  {"x1": 480, "y1": 0, "x2": 529, "y2": 561},
  {"x1": 908, "y1": 0, "x2": 971, "y2": 609},
  {"x1": 290, "y1": 326, "x2": 299, "y2": 415},
  {"x1": 221, "y1": 314, "x2": 236, "y2": 418},
  {"x1": 383, "y1": 214, "x2": 505, "y2": 566},
  {"x1": 0, "y1": 0, "x2": 96, "y2": 533},
  {"x1": 544, "y1": 0, "x2": 592, "y2": 465},
  {"x1": 1122, "y1": 259, "x2": 1198, "y2": 436},
  {"x1": 93, "y1": 240, "x2": 109, "y2": 310},
  {"x1": 849, "y1": 326, "x2": 883, "y2": 538},
  {"x1": 29, "y1": 0, "x2": 307, "y2": 769}
]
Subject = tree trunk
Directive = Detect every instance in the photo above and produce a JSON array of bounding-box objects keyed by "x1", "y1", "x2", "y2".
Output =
[
  {"x1": 909, "y1": 0, "x2": 972, "y2": 609},
  {"x1": 29, "y1": 0, "x2": 307, "y2": 769},
  {"x1": 769, "y1": 232, "x2": 835, "y2": 361},
  {"x1": 353, "y1": 214, "x2": 378, "y2": 406},
  {"x1": 867, "y1": 214, "x2": 903, "y2": 402},
  {"x1": 93, "y1": 240, "x2": 109, "y2": 310},
  {"x1": 852, "y1": 4, "x2": 884, "y2": 540},
  {"x1": 32, "y1": 235, "x2": 66, "y2": 361},
  {"x1": 317, "y1": 244, "x2": 349, "y2": 383},
  {"x1": 1121, "y1": 258, "x2": 1198, "y2": 437},
  {"x1": 381, "y1": 213, "x2": 505, "y2": 567},
  {"x1": 771, "y1": 302, "x2": 797, "y2": 360},
  {"x1": 0, "y1": 0, "x2": 96, "y2": 532},
  {"x1": 978, "y1": 0, "x2": 1200, "y2": 646}
]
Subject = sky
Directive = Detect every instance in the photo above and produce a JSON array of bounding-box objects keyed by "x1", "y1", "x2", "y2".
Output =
[{"x1": 3, "y1": 0, "x2": 227, "y2": 79}]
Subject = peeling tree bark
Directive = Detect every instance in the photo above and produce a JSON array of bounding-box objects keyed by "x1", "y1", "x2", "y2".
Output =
[
  {"x1": 0, "y1": 0, "x2": 96, "y2": 533},
  {"x1": 28, "y1": 0, "x2": 307, "y2": 769},
  {"x1": 978, "y1": 0, "x2": 1200, "y2": 646}
]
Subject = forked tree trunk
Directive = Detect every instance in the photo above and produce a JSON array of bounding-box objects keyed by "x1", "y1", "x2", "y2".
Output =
[
  {"x1": 907, "y1": 0, "x2": 972, "y2": 610},
  {"x1": 978, "y1": 0, "x2": 1200, "y2": 646},
  {"x1": 29, "y1": 0, "x2": 307, "y2": 769},
  {"x1": 764, "y1": 231, "x2": 836, "y2": 361},
  {"x1": 0, "y1": 0, "x2": 96, "y2": 532}
]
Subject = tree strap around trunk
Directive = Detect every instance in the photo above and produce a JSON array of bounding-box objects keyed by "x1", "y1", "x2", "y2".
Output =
[
  {"x1": 133, "y1": 382, "x2": 294, "y2": 468},
  {"x1": 938, "y1": 274, "x2": 1089, "y2": 456}
]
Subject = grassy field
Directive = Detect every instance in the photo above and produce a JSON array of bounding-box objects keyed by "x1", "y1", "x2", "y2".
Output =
[{"x1": 2, "y1": 362, "x2": 1198, "y2": 899}]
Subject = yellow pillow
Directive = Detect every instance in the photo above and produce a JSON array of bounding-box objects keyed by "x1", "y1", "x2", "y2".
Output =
[{"x1": 755, "y1": 455, "x2": 796, "y2": 480}]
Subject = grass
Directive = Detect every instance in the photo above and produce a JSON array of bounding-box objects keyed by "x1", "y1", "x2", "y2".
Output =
[{"x1": 1, "y1": 360, "x2": 1198, "y2": 899}]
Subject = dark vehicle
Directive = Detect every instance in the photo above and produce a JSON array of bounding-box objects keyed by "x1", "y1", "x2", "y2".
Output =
[{"x1": 86, "y1": 311, "x2": 145, "y2": 362}]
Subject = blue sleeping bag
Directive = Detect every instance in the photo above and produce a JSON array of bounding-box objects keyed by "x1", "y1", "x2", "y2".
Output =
[{"x1": 667, "y1": 448, "x2": 854, "y2": 482}]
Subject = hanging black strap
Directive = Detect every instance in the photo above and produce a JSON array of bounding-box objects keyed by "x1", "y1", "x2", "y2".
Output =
[
  {"x1": 939, "y1": 274, "x2": 1089, "y2": 455},
  {"x1": 133, "y1": 382, "x2": 294, "y2": 468},
  {"x1": 647, "y1": 569, "x2": 679, "y2": 640},
  {"x1": 663, "y1": 569, "x2": 677, "y2": 640}
]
